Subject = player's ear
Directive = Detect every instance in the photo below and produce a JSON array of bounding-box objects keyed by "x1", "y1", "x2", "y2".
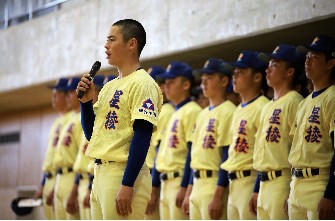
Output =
[
  {"x1": 286, "y1": 67, "x2": 295, "y2": 79},
  {"x1": 253, "y1": 72, "x2": 262, "y2": 84},
  {"x1": 128, "y1": 38, "x2": 137, "y2": 51},
  {"x1": 182, "y1": 79, "x2": 191, "y2": 91},
  {"x1": 326, "y1": 58, "x2": 335, "y2": 72},
  {"x1": 220, "y1": 75, "x2": 229, "y2": 88}
]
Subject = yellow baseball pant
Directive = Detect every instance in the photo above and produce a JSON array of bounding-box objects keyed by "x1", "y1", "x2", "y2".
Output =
[
  {"x1": 189, "y1": 174, "x2": 228, "y2": 220},
  {"x1": 91, "y1": 162, "x2": 151, "y2": 220},
  {"x1": 78, "y1": 175, "x2": 91, "y2": 220},
  {"x1": 288, "y1": 169, "x2": 329, "y2": 220},
  {"x1": 227, "y1": 170, "x2": 257, "y2": 220},
  {"x1": 257, "y1": 170, "x2": 291, "y2": 220},
  {"x1": 160, "y1": 176, "x2": 189, "y2": 220},
  {"x1": 54, "y1": 170, "x2": 80, "y2": 220},
  {"x1": 42, "y1": 175, "x2": 55, "y2": 220}
]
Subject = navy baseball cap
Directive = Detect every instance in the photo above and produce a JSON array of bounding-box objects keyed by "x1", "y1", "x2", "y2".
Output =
[
  {"x1": 65, "y1": 77, "x2": 81, "y2": 91},
  {"x1": 231, "y1": 51, "x2": 270, "y2": 71},
  {"x1": 161, "y1": 61, "x2": 194, "y2": 81},
  {"x1": 270, "y1": 44, "x2": 302, "y2": 65},
  {"x1": 48, "y1": 78, "x2": 68, "y2": 91},
  {"x1": 305, "y1": 35, "x2": 335, "y2": 57},
  {"x1": 148, "y1": 66, "x2": 166, "y2": 80},
  {"x1": 93, "y1": 75, "x2": 105, "y2": 88},
  {"x1": 103, "y1": 75, "x2": 117, "y2": 85},
  {"x1": 194, "y1": 58, "x2": 234, "y2": 76}
]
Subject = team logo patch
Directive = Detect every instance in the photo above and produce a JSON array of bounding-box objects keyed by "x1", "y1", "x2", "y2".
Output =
[
  {"x1": 138, "y1": 98, "x2": 157, "y2": 118},
  {"x1": 273, "y1": 46, "x2": 280, "y2": 54},
  {"x1": 312, "y1": 37, "x2": 319, "y2": 45},
  {"x1": 238, "y1": 53, "x2": 244, "y2": 61}
]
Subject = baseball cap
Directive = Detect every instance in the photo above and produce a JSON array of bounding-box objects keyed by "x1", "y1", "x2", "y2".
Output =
[
  {"x1": 48, "y1": 78, "x2": 68, "y2": 91},
  {"x1": 231, "y1": 51, "x2": 270, "y2": 72},
  {"x1": 194, "y1": 58, "x2": 234, "y2": 76},
  {"x1": 103, "y1": 75, "x2": 117, "y2": 85},
  {"x1": 65, "y1": 77, "x2": 81, "y2": 91},
  {"x1": 93, "y1": 75, "x2": 105, "y2": 88},
  {"x1": 11, "y1": 197, "x2": 33, "y2": 216},
  {"x1": 305, "y1": 35, "x2": 335, "y2": 57},
  {"x1": 148, "y1": 66, "x2": 166, "y2": 80},
  {"x1": 270, "y1": 44, "x2": 302, "y2": 65},
  {"x1": 161, "y1": 61, "x2": 194, "y2": 81}
]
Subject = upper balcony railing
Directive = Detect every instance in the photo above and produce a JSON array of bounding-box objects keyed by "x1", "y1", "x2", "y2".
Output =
[{"x1": 0, "y1": 0, "x2": 68, "y2": 30}]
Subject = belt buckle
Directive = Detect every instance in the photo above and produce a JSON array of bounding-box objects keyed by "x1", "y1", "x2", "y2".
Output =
[{"x1": 293, "y1": 169, "x2": 303, "y2": 178}]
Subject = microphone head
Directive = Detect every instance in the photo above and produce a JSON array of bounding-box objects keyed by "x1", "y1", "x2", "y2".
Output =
[{"x1": 93, "y1": 61, "x2": 101, "y2": 70}]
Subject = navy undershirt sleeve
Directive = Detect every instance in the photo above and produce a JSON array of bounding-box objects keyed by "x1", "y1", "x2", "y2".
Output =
[
  {"x1": 74, "y1": 173, "x2": 81, "y2": 185},
  {"x1": 217, "y1": 146, "x2": 229, "y2": 187},
  {"x1": 152, "y1": 142, "x2": 161, "y2": 188},
  {"x1": 88, "y1": 174, "x2": 94, "y2": 190},
  {"x1": 181, "y1": 142, "x2": 192, "y2": 188},
  {"x1": 253, "y1": 173, "x2": 261, "y2": 193},
  {"x1": 324, "y1": 132, "x2": 335, "y2": 200},
  {"x1": 122, "y1": 119, "x2": 153, "y2": 187},
  {"x1": 188, "y1": 171, "x2": 194, "y2": 185},
  {"x1": 80, "y1": 100, "x2": 95, "y2": 141},
  {"x1": 41, "y1": 174, "x2": 46, "y2": 186}
]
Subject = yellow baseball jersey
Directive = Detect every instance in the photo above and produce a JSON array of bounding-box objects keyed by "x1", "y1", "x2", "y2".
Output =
[
  {"x1": 53, "y1": 111, "x2": 82, "y2": 168},
  {"x1": 146, "y1": 102, "x2": 174, "y2": 169},
  {"x1": 85, "y1": 69, "x2": 163, "y2": 162},
  {"x1": 42, "y1": 113, "x2": 68, "y2": 172},
  {"x1": 254, "y1": 91, "x2": 303, "y2": 171},
  {"x1": 289, "y1": 85, "x2": 335, "y2": 169},
  {"x1": 73, "y1": 132, "x2": 91, "y2": 173},
  {"x1": 221, "y1": 95, "x2": 269, "y2": 172},
  {"x1": 191, "y1": 101, "x2": 236, "y2": 171},
  {"x1": 155, "y1": 101, "x2": 202, "y2": 172}
]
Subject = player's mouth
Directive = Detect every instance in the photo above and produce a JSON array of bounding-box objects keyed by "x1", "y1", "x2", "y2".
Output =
[{"x1": 105, "y1": 51, "x2": 111, "y2": 59}]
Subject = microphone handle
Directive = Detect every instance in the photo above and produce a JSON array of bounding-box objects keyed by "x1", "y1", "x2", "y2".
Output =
[{"x1": 77, "y1": 61, "x2": 101, "y2": 99}]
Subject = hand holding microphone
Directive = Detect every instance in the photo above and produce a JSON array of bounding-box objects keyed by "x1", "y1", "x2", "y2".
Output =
[{"x1": 77, "y1": 61, "x2": 101, "y2": 102}]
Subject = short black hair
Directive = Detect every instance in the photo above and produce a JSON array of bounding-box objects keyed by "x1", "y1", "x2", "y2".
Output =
[{"x1": 113, "y1": 19, "x2": 146, "y2": 56}]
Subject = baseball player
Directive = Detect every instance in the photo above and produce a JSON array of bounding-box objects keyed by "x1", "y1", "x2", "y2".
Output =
[
  {"x1": 52, "y1": 77, "x2": 82, "y2": 220},
  {"x1": 77, "y1": 19, "x2": 163, "y2": 219},
  {"x1": 220, "y1": 51, "x2": 270, "y2": 220},
  {"x1": 145, "y1": 66, "x2": 174, "y2": 220},
  {"x1": 183, "y1": 58, "x2": 236, "y2": 220},
  {"x1": 66, "y1": 75, "x2": 105, "y2": 220},
  {"x1": 250, "y1": 44, "x2": 305, "y2": 219},
  {"x1": 82, "y1": 75, "x2": 116, "y2": 212},
  {"x1": 34, "y1": 78, "x2": 70, "y2": 219},
  {"x1": 288, "y1": 35, "x2": 335, "y2": 220},
  {"x1": 152, "y1": 61, "x2": 202, "y2": 220}
]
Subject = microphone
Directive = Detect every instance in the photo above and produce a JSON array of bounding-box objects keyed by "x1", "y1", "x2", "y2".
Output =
[{"x1": 77, "y1": 61, "x2": 101, "y2": 99}]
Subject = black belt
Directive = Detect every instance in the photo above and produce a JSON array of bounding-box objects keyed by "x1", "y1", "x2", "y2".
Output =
[
  {"x1": 228, "y1": 170, "x2": 251, "y2": 181},
  {"x1": 44, "y1": 172, "x2": 53, "y2": 179},
  {"x1": 259, "y1": 170, "x2": 282, "y2": 182},
  {"x1": 94, "y1": 158, "x2": 114, "y2": 165},
  {"x1": 56, "y1": 167, "x2": 73, "y2": 174},
  {"x1": 193, "y1": 170, "x2": 213, "y2": 178},
  {"x1": 292, "y1": 168, "x2": 319, "y2": 178},
  {"x1": 160, "y1": 172, "x2": 180, "y2": 181}
]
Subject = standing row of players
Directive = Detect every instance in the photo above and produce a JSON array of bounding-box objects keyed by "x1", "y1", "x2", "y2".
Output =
[
  {"x1": 146, "y1": 34, "x2": 335, "y2": 220},
  {"x1": 35, "y1": 33, "x2": 335, "y2": 220}
]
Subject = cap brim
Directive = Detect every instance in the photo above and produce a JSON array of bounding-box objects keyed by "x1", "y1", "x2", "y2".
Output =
[
  {"x1": 193, "y1": 68, "x2": 216, "y2": 74},
  {"x1": 160, "y1": 73, "x2": 177, "y2": 79},
  {"x1": 230, "y1": 61, "x2": 248, "y2": 68}
]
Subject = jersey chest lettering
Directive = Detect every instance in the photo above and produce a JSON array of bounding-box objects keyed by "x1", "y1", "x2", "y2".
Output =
[
  {"x1": 202, "y1": 118, "x2": 216, "y2": 149},
  {"x1": 62, "y1": 123, "x2": 74, "y2": 147},
  {"x1": 105, "y1": 90, "x2": 123, "y2": 130},
  {"x1": 305, "y1": 106, "x2": 322, "y2": 143},
  {"x1": 52, "y1": 124, "x2": 61, "y2": 147},
  {"x1": 234, "y1": 120, "x2": 249, "y2": 153},
  {"x1": 265, "y1": 108, "x2": 282, "y2": 143},
  {"x1": 168, "y1": 119, "x2": 179, "y2": 148}
]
